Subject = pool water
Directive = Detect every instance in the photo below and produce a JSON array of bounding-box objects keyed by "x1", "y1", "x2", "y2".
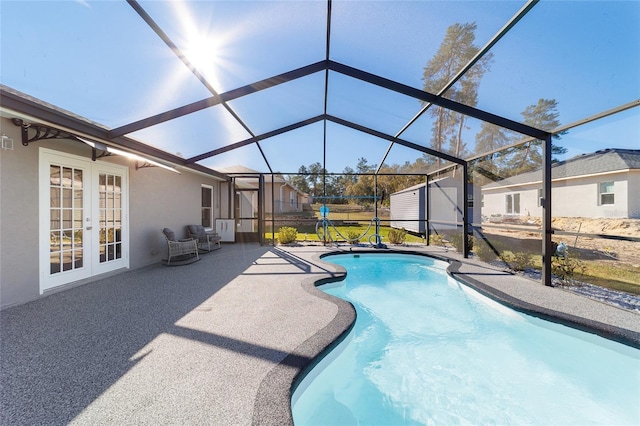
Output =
[{"x1": 291, "y1": 253, "x2": 640, "y2": 425}]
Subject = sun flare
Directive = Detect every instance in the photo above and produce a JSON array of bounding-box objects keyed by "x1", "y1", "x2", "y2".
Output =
[{"x1": 183, "y1": 35, "x2": 222, "y2": 85}]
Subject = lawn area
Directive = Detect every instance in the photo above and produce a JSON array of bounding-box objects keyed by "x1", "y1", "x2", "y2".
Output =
[
  {"x1": 266, "y1": 224, "x2": 424, "y2": 244},
  {"x1": 499, "y1": 252, "x2": 640, "y2": 296}
]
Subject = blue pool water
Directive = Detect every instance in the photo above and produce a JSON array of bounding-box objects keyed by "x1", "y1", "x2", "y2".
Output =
[{"x1": 291, "y1": 253, "x2": 640, "y2": 425}]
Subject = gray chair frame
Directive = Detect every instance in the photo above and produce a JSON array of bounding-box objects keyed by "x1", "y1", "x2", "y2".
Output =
[
  {"x1": 162, "y1": 228, "x2": 199, "y2": 265},
  {"x1": 187, "y1": 225, "x2": 222, "y2": 252}
]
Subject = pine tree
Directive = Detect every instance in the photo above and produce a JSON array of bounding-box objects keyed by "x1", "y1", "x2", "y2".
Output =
[{"x1": 422, "y1": 22, "x2": 493, "y2": 163}]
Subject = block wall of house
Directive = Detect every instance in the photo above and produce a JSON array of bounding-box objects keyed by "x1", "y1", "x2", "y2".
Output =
[
  {"x1": 0, "y1": 119, "x2": 42, "y2": 308},
  {"x1": 0, "y1": 117, "x2": 225, "y2": 309},
  {"x1": 128, "y1": 165, "x2": 223, "y2": 268},
  {"x1": 481, "y1": 172, "x2": 633, "y2": 220},
  {"x1": 552, "y1": 174, "x2": 629, "y2": 218}
]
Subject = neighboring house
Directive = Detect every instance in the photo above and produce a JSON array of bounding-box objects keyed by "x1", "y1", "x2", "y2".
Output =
[
  {"x1": 390, "y1": 177, "x2": 481, "y2": 235},
  {"x1": 221, "y1": 166, "x2": 307, "y2": 216},
  {"x1": 482, "y1": 149, "x2": 640, "y2": 219},
  {"x1": 0, "y1": 86, "x2": 234, "y2": 309}
]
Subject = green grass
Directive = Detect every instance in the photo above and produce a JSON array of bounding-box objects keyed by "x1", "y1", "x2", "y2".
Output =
[
  {"x1": 578, "y1": 262, "x2": 640, "y2": 296},
  {"x1": 498, "y1": 251, "x2": 640, "y2": 296},
  {"x1": 266, "y1": 224, "x2": 423, "y2": 244}
]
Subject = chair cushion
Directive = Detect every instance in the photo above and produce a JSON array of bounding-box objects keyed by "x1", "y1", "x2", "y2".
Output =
[
  {"x1": 187, "y1": 225, "x2": 207, "y2": 240},
  {"x1": 163, "y1": 228, "x2": 177, "y2": 241}
]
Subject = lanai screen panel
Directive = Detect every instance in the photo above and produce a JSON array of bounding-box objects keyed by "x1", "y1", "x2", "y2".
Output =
[
  {"x1": 455, "y1": 0, "x2": 640, "y2": 133},
  {"x1": 226, "y1": 73, "x2": 326, "y2": 136},
  {"x1": 329, "y1": 0, "x2": 522, "y2": 91},
  {"x1": 324, "y1": 123, "x2": 394, "y2": 175},
  {"x1": 127, "y1": 104, "x2": 252, "y2": 160},
  {"x1": 0, "y1": 1, "x2": 212, "y2": 128},
  {"x1": 326, "y1": 72, "x2": 424, "y2": 137},
  {"x1": 196, "y1": 143, "x2": 268, "y2": 173},
  {"x1": 259, "y1": 123, "x2": 327, "y2": 174},
  {"x1": 137, "y1": 0, "x2": 328, "y2": 92}
]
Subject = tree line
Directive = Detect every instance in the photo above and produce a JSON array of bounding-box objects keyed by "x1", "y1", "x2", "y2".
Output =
[{"x1": 287, "y1": 22, "x2": 566, "y2": 205}]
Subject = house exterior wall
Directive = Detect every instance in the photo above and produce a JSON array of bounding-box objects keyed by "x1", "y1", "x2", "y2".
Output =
[
  {"x1": 0, "y1": 117, "x2": 225, "y2": 309},
  {"x1": 481, "y1": 171, "x2": 633, "y2": 219},
  {"x1": 1, "y1": 122, "x2": 42, "y2": 308},
  {"x1": 263, "y1": 182, "x2": 303, "y2": 214}
]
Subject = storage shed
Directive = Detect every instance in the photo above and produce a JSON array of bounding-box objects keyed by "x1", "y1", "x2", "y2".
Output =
[{"x1": 390, "y1": 177, "x2": 482, "y2": 236}]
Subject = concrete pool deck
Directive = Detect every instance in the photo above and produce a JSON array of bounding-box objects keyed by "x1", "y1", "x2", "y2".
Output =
[{"x1": 1, "y1": 243, "x2": 638, "y2": 425}]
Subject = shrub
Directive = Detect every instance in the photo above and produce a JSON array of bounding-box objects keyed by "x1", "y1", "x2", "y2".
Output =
[
  {"x1": 277, "y1": 226, "x2": 298, "y2": 244},
  {"x1": 388, "y1": 228, "x2": 407, "y2": 244},
  {"x1": 429, "y1": 234, "x2": 445, "y2": 246},
  {"x1": 448, "y1": 234, "x2": 473, "y2": 253},
  {"x1": 501, "y1": 251, "x2": 534, "y2": 271},
  {"x1": 552, "y1": 252, "x2": 585, "y2": 284},
  {"x1": 346, "y1": 230, "x2": 361, "y2": 244},
  {"x1": 511, "y1": 251, "x2": 534, "y2": 271},
  {"x1": 474, "y1": 238, "x2": 498, "y2": 262}
]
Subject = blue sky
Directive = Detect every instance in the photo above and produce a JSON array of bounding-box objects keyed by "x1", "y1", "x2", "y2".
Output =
[{"x1": 1, "y1": 0, "x2": 638, "y2": 174}]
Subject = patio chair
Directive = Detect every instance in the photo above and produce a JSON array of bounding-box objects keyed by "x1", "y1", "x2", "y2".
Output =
[
  {"x1": 162, "y1": 228, "x2": 199, "y2": 265},
  {"x1": 186, "y1": 225, "x2": 222, "y2": 252}
]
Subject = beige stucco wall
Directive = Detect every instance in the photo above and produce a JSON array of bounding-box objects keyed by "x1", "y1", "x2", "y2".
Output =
[
  {"x1": 0, "y1": 117, "x2": 226, "y2": 309},
  {"x1": 481, "y1": 171, "x2": 632, "y2": 219},
  {"x1": 264, "y1": 182, "x2": 302, "y2": 214}
]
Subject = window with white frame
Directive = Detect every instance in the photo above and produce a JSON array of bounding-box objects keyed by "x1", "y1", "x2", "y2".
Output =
[
  {"x1": 289, "y1": 191, "x2": 296, "y2": 207},
  {"x1": 201, "y1": 185, "x2": 213, "y2": 228},
  {"x1": 506, "y1": 193, "x2": 520, "y2": 214},
  {"x1": 537, "y1": 188, "x2": 543, "y2": 207},
  {"x1": 599, "y1": 181, "x2": 614, "y2": 205}
]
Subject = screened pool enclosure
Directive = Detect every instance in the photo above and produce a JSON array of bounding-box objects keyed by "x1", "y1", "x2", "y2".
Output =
[{"x1": 1, "y1": 0, "x2": 638, "y2": 289}]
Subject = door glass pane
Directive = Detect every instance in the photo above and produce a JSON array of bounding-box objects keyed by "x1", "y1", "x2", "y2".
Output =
[
  {"x1": 99, "y1": 172, "x2": 124, "y2": 264},
  {"x1": 49, "y1": 163, "x2": 84, "y2": 275},
  {"x1": 62, "y1": 188, "x2": 72, "y2": 208},
  {"x1": 50, "y1": 253, "x2": 61, "y2": 274},
  {"x1": 50, "y1": 187, "x2": 60, "y2": 207},
  {"x1": 74, "y1": 249, "x2": 83, "y2": 268},
  {"x1": 50, "y1": 231, "x2": 61, "y2": 252},
  {"x1": 62, "y1": 167, "x2": 72, "y2": 187},
  {"x1": 50, "y1": 165, "x2": 61, "y2": 185},
  {"x1": 74, "y1": 190, "x2": 83, "y2": 208},
  {"x1": 50, "y1": 210, "x2": 60, "y2": 229},
  {"x1": 62, "y1": 249, "x2": 72, "y2": 271},
  {"x1": 62, "y1": 209, "x2": 72, "y2": 229}
]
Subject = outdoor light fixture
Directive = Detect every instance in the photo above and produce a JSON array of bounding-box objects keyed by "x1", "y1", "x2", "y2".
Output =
[
  {"x1": 78, "y1": 137, "x2": 180, "y2": 174},
  {"x1": 1, "y1": 134, "x2": 14, "y2": 150}
]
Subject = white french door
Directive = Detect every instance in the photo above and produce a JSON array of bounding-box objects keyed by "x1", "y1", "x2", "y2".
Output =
[{"x1": 39, "y1": 149, "x2": 129, "y2": 293}]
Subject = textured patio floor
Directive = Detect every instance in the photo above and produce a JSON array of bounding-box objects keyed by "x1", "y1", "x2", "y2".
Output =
[{"x1": 1, "y1": 243, "x2": 638, "y2": 425}]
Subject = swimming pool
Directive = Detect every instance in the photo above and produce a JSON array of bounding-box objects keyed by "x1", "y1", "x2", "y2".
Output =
[{"x1": 292, "y1": 253, "x2": 640, "y2": 425}]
